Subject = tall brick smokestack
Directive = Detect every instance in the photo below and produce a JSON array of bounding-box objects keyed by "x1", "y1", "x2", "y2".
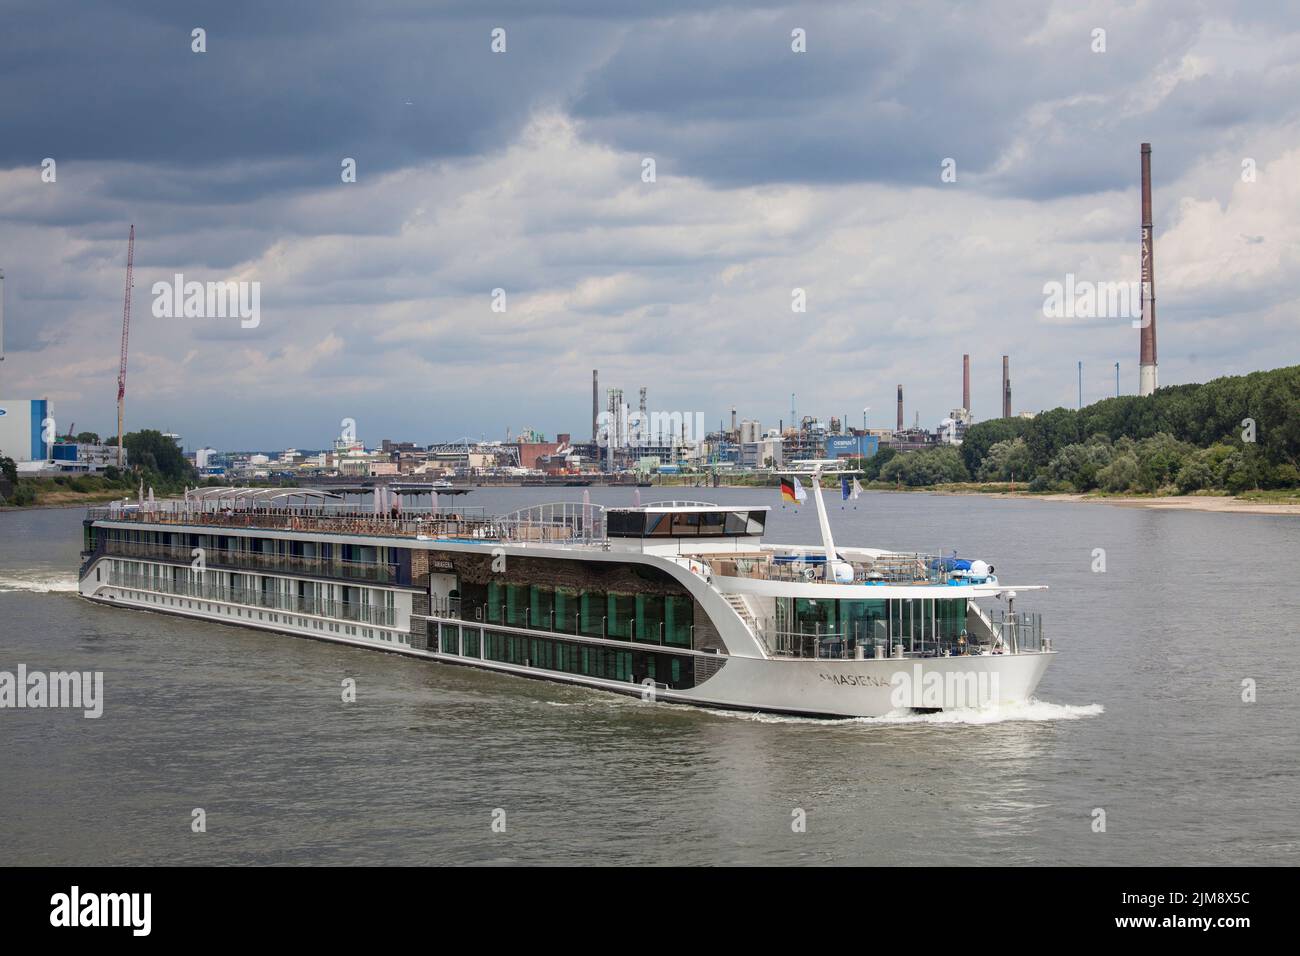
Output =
[
  {"x1": 1002, "y1": 355, "x2": 1011, "y2": 418},
  {"x1": 896, "y1": 385, "x2": 904, "y2": 431},
  {"x1": 1139, "y1": 143, "x2": 1159, "y2": 397},
  {"x1": 963, "y1": 353, "x2": 970, "y2": 413},
  {"x1": 592, "y1": 370, "x2": 599, "y2": 443}
]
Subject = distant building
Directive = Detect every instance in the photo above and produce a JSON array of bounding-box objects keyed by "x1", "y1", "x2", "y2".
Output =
[
  {"x1": 826, "y1": 434, "x2": 879, "y2": 460},
  {"x1": 0, "y1": 398, "x2": 51, "y2": 465},
  {"x1": 739, "y1": 437, "x2": 783, "y2": 469}
]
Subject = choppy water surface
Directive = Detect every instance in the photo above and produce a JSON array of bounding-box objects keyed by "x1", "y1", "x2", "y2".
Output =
[{"x1": 1, "y1": 490, "x2": 1296, "y2": 865}]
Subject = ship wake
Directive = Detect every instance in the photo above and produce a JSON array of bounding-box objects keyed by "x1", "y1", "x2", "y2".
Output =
[
  {"x1": 702, "y1": 699, "x2": 1104, "y2": 726},
  {"x1": 0, "y1": 571, "x2": 81, "y2": 594}
]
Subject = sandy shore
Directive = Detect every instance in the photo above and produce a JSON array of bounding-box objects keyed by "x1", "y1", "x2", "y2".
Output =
[{"x1": 1032, "y1": 493, "x2": 1300, "y2": 516}]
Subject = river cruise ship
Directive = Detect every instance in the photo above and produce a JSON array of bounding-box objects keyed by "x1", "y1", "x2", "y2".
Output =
[{"x1": 77, "y1": 470, "x2": 1052, "y2": 718}]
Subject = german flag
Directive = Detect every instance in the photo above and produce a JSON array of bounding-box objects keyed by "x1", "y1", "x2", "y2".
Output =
[{"x1": 779, "y1": 477, "x2": 799, "y2": 504}]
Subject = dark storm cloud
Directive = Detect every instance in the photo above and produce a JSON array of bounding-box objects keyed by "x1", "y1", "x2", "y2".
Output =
[
  {"x1": 4, "y1": 0, "x2": 1296, "y2": 208},
  {"x1": 0, "y1": 0, "x2": 612, "y2": 204},
  {"x1": 570, "y1": 1, "x2": 1300, "y2": 197}
]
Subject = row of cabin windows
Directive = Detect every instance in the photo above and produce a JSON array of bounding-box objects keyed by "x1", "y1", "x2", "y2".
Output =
[
  {"x1": 437, "y1": 625, "x2": 691, "y2": 689},
  {"x1": 479, "y1": 582, "x2": 692, "y2": 646}
]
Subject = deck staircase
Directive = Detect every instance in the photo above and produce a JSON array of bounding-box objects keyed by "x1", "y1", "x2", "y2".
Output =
[
  {"x1": 723, "y1": 592, "x2": 773, "y2": 657},
  {"x1": 966, "y1": 601, "x2": 1001, "y2": 644}
]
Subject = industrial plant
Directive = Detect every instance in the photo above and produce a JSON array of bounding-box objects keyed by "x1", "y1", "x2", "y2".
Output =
[{"x1": 2, "y1": 145, "x2": 1164, "y2": 488}]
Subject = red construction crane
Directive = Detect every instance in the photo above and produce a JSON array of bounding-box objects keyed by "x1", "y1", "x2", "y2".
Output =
[{"x1": 116, "y1": 224, "x2": 134, "y2": 467}]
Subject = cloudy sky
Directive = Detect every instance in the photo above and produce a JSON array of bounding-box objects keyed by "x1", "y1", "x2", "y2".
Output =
[{"x1": 1, "y1": 0, "x2": 1298, "y2": 451}]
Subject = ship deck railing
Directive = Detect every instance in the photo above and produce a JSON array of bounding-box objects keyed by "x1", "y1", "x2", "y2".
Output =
[
  {"x1": 85, "y1": 504, "x2": 605, "y2": 545},
  {"x1": 95, "y1": 538, "x2": 402, "y2": 584},
  {"x1": 105, "y1": 570, "x2": 398, "y2": 627},
  {"x1": 708, "y1": 552, "x2": 948, "y2": 586}
]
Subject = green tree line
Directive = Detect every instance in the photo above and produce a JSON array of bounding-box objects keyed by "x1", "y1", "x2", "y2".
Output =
[{"x1": 860, "y1": 364, "x2": 1300, "y2": 493}]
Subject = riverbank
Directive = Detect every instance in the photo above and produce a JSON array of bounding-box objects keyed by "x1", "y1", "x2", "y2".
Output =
[
  {"x1": 691, "y1": 480, "x2": 1300, "y2": 515},
  {"x1": 1031, "y1": 492, "x2": 1300, "y2": 515}
]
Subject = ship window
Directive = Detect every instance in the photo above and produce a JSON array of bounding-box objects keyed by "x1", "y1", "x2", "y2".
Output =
[
  {"x1": 637, "y1": 593, "x2": 665, "y2": 644},
  {"x1": 580, "y1": 591, "x2": 606, "y2": 638},
  {"x1": 664, "y1": 595, "x2": 692, "y2": 647},
  {"x1": 530, "y1": 586, "x2": 555, "y2": 630},
  {"x1": 554, "y1": 589, "x2": 578, "y2": 633},
  {"x1": 699, "y1": 512, "x2": 725, "y2": 535},
  {"x1": 440, "y1": 623, "x2": 459, "y2": 655},
  {"x1": 644, "y1": 514, "x2": 671, "y2": 536},
  {"x1": 671, "y1": 513, "x2": 700, "y2": 536},
  {"x1": 606, "y1": 511, "x2": 643, "y2": 537},
  {"x1": 506, "y1": 584, "x2": 529, "y2": 627},
  {"x1": 607, "y1": 593, "x2": 636, "y2": 640}
]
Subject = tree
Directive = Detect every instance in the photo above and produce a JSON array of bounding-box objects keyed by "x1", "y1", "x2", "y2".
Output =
[
  {"x1": 960, "y1": 417, "x2": 1031, "y2": 475},
  {"x1": 1134, "y1": 432, "x2": 1194, "y2": 492},
  {"x1": 1045, "y1": 439, "x2": 1115, "y2": 491},
  {"x1": 74, "y1": 431, "x2": 101, "y2": 444},
  {"x1": 880, "y1": 446, "x2": 969, "y2": 486},
  {"x1": 1024, "y1": 406, "x2": 1081, "y2": 469},
  {"x1": 1097, "y1": 453, "x2": 1139, "y2": 492},
  {"x1": 860, "y1": 446, "x2": 897, "y2": 481},
  {"x1": 122, "y1": 430, "x2": 195, "y2": 482},
  {"x1": 1173, "y1": 444, "x2": 1233, "y2": 493},
  {"x1": 978, "y1": 438, "x2": 1033, "y2": 482},
  {"x1": 0, "y1": 455, "x2": 16, "y2": 485}
]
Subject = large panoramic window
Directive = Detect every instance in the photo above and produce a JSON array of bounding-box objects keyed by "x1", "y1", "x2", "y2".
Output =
[
  {"x1": 607, "y1": 593, "x2": 636, "y2": 640},
  {"x1": 580, "y1": 591, "x2": 605, "y2": 637},
  {"x1": 606, "y1": 509, "x2": 768, "y2": 538},
  {"x1": 637, "y1": 593, "x2": 665, "y2": 644},
  {"x1": 506, "y1": 583, "x2": 529, "y2": 627},
  {"x1": 554, "y1": 589, "x2": 578, "y2": 633},
  {"x1": 530, "y1": 585, "x2": 555, "y2": 630},
  {"x1": 665, "y1": 595, "x2": 692, "y2": 646}
]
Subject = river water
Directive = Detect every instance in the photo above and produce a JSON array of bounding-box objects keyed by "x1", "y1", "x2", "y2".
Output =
[{"x1": 1, "y1": 489, "x2": 1296, "y2": 865}]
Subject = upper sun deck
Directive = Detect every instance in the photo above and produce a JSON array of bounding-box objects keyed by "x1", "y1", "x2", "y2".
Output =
[
  {"x1": 85, "y1": 496, "x2": 772, "y2": 548},
  {"x1": 84, "y1": 494, "x2": 981, "y2": 588}
]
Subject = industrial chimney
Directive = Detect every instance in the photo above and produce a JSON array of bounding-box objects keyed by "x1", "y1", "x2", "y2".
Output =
[
  {"x1": 591, "y1": 370, "x2": 599, "y2": 443},
  {"x1": 962, "y1": 353, "x2": 970, "y2": 414},
  {"x1": 1139, "y1": 143, "x2": 1159, "y2": 397},
  {"x1": 1002, "y1": 356, "x2": 1011, "y2": 418},
  {"x1": 0, "y1": 269, "x2": 6, "y2": 371},
  {"x1": 896, "y1": 385, "x2": 904, "y2": 432}
]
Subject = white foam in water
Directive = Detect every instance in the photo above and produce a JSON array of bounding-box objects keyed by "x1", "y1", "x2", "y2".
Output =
[
  {"x1": 869, "y1": 699, "x2": 1105, "y2": 726},
  {"x1": 0, "y1": 571, "x2": 80, "y2": 594},
  {"x1": 702, "y1": 698, "x2": 1104, "y2": 726}
]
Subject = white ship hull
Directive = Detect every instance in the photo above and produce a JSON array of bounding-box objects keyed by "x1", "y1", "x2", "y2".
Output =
[
  {"x1": 79, "y1": 489, "x2": 1055, "y2": 720},
  {"x1": 80, "y1": 572, "x2": 1051, "y2": 719}
]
